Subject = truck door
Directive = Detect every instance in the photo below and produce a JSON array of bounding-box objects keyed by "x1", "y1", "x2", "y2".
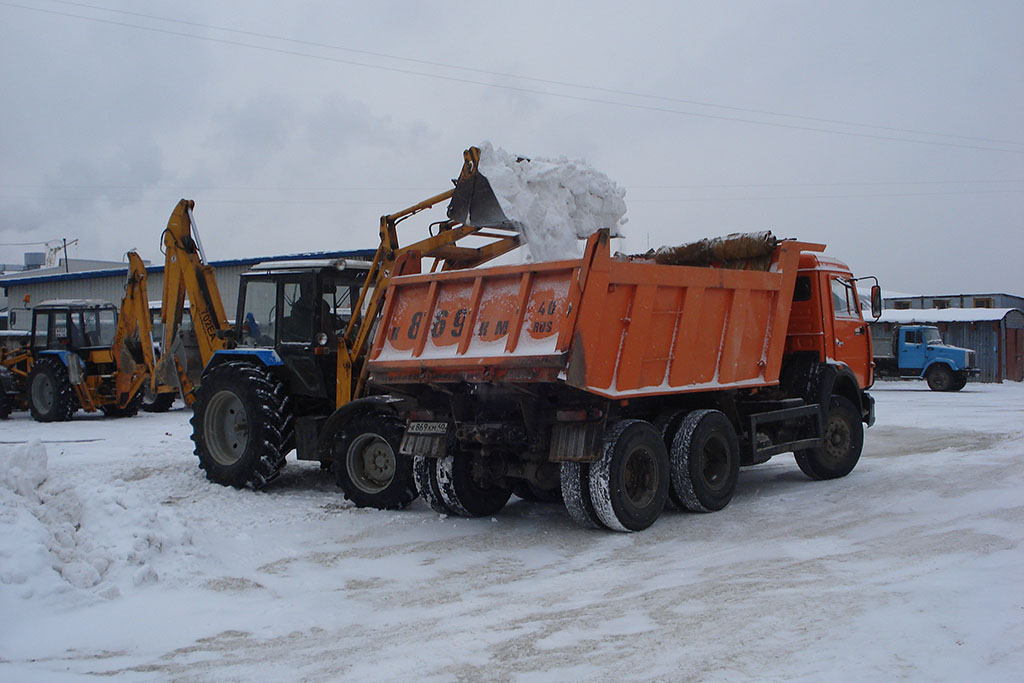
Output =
[
  {"x1": 898, "y1": 328, "x2": 926, "y2": 373},
  {"x1": 827, "y1": 275, "x2": 872, "y2": 387}
]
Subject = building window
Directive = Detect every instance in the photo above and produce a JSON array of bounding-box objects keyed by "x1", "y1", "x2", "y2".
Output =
[
  {"x1": 973, "y1": 297, "x2": 993, "y2": 308},
  {"x1": 934, "y1": 300, "x2": 950, "y2": 309},
  {"x1": 894, "y1": 301, "x2": 911, "y2": 310}
]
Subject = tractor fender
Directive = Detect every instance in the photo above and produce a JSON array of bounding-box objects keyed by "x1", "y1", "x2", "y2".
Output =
[
  {"x1": 203, "y1": 348, "x2": 285, "y2": 373},
  {"x1": 315, "y1": 396, "x2": 406, "y2": 461}
]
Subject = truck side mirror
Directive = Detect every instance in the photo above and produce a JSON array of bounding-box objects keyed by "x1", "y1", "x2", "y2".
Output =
[{"x1": 870, "y1": 285, "x2": 882, "y2": 319}]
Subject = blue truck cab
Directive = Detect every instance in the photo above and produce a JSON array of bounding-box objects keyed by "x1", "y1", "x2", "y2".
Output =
[{"x1": 876, "y1": 324, "x2": 978, "y2": 391}]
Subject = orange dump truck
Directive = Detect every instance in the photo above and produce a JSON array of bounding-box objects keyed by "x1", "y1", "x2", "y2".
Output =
[{"x1": 366, "y1": 229, "x2": 880, "y2": 531}]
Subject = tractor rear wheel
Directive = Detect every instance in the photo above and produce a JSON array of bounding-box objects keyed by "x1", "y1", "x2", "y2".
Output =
[
  {"x1": 331, "y1": 412, "x2": 417, "y2": 510},
  {"x1": 191, "y1": 362, "x2": 292, "y2": 489},
  {"x1": 27, "y1": 356, "x2": 76, "y2": 422}
]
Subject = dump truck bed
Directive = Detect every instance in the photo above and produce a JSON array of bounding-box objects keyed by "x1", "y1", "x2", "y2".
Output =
[{"x1": 368, "y1": 231, "x2": 822, "y2": 398}]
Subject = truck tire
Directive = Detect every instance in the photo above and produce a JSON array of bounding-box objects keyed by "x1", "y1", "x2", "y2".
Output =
[
  {"x1": 589, "y1": 420, "x2": 670, "y2": 532},
  {"x1": 413, "y1": 456, "x2": 454, "y2": 514},
  {"x1": 141, "y1": 386, "x2": 176, "y2": 412},
  {"x1": 950, "y1": 374, "x2": 968, "y2": 392},
  {"x1": 436, "y1": 452, "x2": 512, "y2": 517},
  {"x1": 670, "y1": 409, "x2": 740, "y2": 513},
  {"x1": 925, "y1": 364, "x2": 954, "y2": 392},
  {"x1": 794, "y1": 395, "x2": 863, "y2": 480},
  {"x1": 331, "y1": 413, "x2": 417, "y2": 510},
  {"x1": 27, "y1": 356, "x2": 77, "y2": 422},
  {"x1": 191, "y1": 362, "x2": 292, "y2": 489},
  {"x1": 100, "y1": 390, "x2": 144, "y2": 418},
  {"x1": 560, "y1": 461, "x2": 604, "y2": 529},
  {"x1": 654, "y1": 408, "x2": 690, "y2": 510}
]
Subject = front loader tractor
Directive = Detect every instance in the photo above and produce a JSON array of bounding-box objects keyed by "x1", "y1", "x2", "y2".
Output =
[{"x1": 176, "y1": 146, "x2": 523, "y2": 506}]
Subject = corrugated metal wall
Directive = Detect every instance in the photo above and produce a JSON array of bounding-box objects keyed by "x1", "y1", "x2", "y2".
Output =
[
  {"x1": 938, "y1": 322, "x2": 1001, "y2": 383},
  {"x1": 4, "y1": 264, "x2": 250, "y2": 331}
]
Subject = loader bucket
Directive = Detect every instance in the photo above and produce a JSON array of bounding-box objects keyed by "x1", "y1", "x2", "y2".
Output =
[{"x1": 446, "y1": 147, "x2": 517, "y2": 229}]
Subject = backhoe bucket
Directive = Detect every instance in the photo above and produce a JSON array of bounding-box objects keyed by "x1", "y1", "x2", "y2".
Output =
[{"x1": 446, "y1": 147, "x2": 516, "y2": 229}]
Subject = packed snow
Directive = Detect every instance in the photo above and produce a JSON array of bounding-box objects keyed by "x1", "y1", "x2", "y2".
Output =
[
  {"x1": 476, "y1": 141, "x2": 627, "y2": 263},
  {"x1": 2, "y1": 382, "x2": 1023, "y2": 681}
]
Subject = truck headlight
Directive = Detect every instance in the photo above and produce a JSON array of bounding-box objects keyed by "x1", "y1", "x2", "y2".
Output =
[{"x1": 315, "y1": 332, "x2": 329, "y2": 347}]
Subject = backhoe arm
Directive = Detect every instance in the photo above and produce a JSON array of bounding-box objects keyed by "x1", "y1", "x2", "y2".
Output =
[{"x1": 110, "y1": 251, "x2": 157, "y2": 408}]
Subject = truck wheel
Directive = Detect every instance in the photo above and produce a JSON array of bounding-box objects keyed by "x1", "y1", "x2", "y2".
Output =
[
  {"x1": 794, "y1": 395, "x2": 863, "y2": 480},
  {"x1": 670, "y1": 409, "x2": 740, "y2": 513},
  {"x1": 27, "y1": 357, "x2": 77, "y2": 422},
  {"x1": 413, "y1": 456, "x2": 454, "y2": 514},
  {"x1": 950, "y1": 374, "x2": 968, "y2": 392},
  {"x1": 654, "y1": 408, "x2": 690, "y2": 510},
  {"x1": 100, "y1": 390, "x2": 144, "y2": 418},
  {"x1": 141, "y1": 386, "x2": 176, "y2": 412},
  {"x1": 590, "y1": 420, "x2": 670, "y2": 532},
  {"x1": 331, "y1": 413, "x2": 417, "y2": 510},
  {"x1": 560, "y1": 461, "x2": 604, "y2": 529},
  {"x1": 926, "y1": 365, "x2": 954, "y2": 391},
  {"x1": 191, "y1": 362, "x2": 291, "y2": 489},
  {"x1": 436, "y1": 452, "x2": 512, "y2": 517}
]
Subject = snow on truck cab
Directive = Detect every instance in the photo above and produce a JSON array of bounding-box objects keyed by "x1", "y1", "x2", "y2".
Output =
[{"x1": 367, "y1": 229, "x2": 881, "y2": 532}]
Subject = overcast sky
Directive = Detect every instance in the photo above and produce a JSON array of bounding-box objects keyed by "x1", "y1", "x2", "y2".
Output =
[{"x1": 1, "y1": 1, "x2": 1021, "y2": 295}]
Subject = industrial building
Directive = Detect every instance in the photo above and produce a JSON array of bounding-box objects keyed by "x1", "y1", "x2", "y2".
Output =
[{"x1": 0, "y1": 248, "x2": 375, "y2": 333}]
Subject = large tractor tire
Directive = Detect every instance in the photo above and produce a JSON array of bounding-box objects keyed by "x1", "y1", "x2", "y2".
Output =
[
  {"x1": 925, "y1": 364, "x2": 954, "y2": 392},
  {"x1": 795, "y1": 395, "x2": 863, "y2": 480},
  {"x1": 670, "y1": 409, "x2": 740, "y2": 513},
  {"x1": 330, "y1": 412, "x2": 417, "y2": 510},
  {"x1": 589, "y1": 420, "x2": 670, "y2": 532},
  {"x1": 190, "y1": 362, "x2": 292, "y2": 489},
  {"x1": 436, "y1": 452, "x2": 512, "y2": 517},
  {"x1": 27, "y1": 356, "x2": 77, "y2": 422}
]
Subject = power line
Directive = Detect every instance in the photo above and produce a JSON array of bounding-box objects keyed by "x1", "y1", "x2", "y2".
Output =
[
  {"x1": 3, "y1": 0, "x2": 1023, "y2": 154},
  {"x1": 43, "y1": 0, "x2": 1024, "y2": 149}
]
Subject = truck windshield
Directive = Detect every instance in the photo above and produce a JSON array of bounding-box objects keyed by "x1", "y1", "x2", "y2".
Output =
[{"x1": 923, "y1": 328, "x2": 942, "y2": 345}]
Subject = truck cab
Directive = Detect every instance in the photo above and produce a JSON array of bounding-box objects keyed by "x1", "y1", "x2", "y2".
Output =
[{"x1": 876, "y1": 324, "x2": 977, "y2": 391}]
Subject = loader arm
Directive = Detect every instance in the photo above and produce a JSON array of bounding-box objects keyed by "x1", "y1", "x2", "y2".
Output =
[
  {"x1": 158, "y1": 199, "x2": 234, "y2": 403},
  {"x1": 337, "y1": 146, "x2": 522, "y2": 405},
  {"x1": 110, "y1": 251, "x2": 158, "y2": 408}
]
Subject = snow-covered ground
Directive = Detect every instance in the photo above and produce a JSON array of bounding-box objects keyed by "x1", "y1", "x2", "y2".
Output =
[{"x1": 2, "y1": 382, "x2": 1022, "y2": 681}]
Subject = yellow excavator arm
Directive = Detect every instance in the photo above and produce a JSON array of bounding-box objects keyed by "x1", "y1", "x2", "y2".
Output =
[
  {"x1": 110, "y1": 251, "x2": 158, "y2": 408},
  {"x1": 156, "y1": 199, "x2": 234, "y2": 403}
]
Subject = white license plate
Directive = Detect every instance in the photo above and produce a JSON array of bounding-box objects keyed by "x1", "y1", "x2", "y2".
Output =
[{"x1": 407, "y1": 421, "x2": 449, "y2": 435}]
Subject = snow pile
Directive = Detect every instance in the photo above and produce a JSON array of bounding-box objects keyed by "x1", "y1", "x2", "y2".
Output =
[
  {"x1": 0, "y1": 441, "x2": 193, "y2": 603},
  {"x1": 476, "y1": 141, "x2": 627, "y2": 262}
]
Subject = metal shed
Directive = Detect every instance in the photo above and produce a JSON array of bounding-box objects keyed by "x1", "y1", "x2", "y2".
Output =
[{"x1": 871, "y1": 308, "x2": 1024, "y2": 383}]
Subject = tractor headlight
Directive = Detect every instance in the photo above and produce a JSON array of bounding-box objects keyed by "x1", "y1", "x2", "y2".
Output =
[{"x1": 314, "y1": 332, "x2": 329, "y2": 347}]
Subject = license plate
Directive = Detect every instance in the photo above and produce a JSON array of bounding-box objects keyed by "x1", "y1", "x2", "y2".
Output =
[{"x1": 407, "y1": 421, "x2": 449, "y2": 435}]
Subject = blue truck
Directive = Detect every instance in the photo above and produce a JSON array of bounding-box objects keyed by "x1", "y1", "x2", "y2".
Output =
[{"x1": 874, "y1": 324, "x2": 978, "y2": 391}]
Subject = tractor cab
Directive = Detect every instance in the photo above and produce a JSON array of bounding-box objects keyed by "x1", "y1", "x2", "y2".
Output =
[
  {"x1": 233, "y1": 258, "x2": 372, "y2": 404},
  {"x1": 31, "y1": 299, "x2": 119, "y2": 354}
]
